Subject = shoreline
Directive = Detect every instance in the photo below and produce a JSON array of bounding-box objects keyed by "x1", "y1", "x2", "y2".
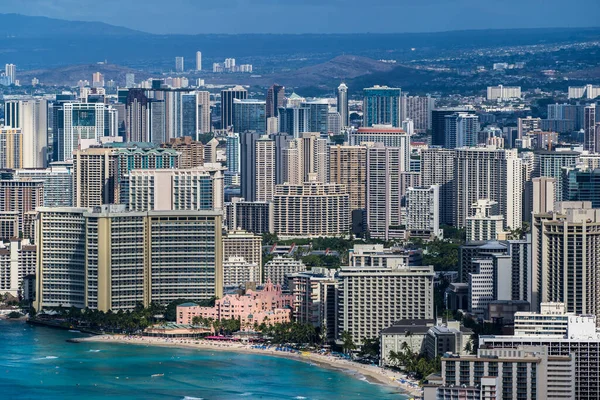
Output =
[{"x1": 76, "y1": 335, "x2": 422, "y2": 398}]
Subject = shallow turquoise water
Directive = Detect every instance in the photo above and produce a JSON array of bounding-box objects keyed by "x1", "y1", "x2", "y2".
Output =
[{"x1": 0, "y1": 320, "x2": 407, "y2": 399}]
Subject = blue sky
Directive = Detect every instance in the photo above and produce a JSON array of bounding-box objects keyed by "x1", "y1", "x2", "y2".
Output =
[{"x1": 1, "y1": 0, "x2": 599, "y2": 34}]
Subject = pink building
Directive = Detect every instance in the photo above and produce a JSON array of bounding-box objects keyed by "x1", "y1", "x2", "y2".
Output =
[{"x1": 177, "y1": 280, "x2": 294, "y2": 329}]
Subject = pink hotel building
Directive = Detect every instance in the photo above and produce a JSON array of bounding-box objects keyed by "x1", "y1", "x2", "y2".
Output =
[{"x1": 177, "y1": 280, "x2": 294, "y2": 328}]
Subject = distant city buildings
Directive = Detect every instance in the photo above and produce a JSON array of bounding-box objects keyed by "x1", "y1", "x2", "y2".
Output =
[{"x1": 486, "y1": 85, "x2": 522, "y2": 100}]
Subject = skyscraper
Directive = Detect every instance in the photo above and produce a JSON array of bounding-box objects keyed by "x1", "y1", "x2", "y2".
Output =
[
  {"x1": 284, "y1": 132, "x2": 329, "y2": 185},
  {"x1": 303, "y1": 100, "x2": 329, "y2": 134},
  {"x1": 329, "y1": 144, "x2": 368, "y2": 212},
  {"x1": 453, "y1": 146, "x2": 523, "y2": 229},
  {"x1": 233, "y1": 99, "x2": 266, "y2": 134},
  {"x1": 266, "y1": 84, "x2": 285, "y2": 119},
  {"x1": 444, "y1": 113, "x2": 480, "y2": 149},
  {"x1": 125, "y1": 73, "x2": 135, "y2": 88},
  {"x1": 240, "y1": 131, "x2": 261, "y2": 201},
  {"x1": 405, "y1": 185, "x2": 442, "y2": 239},
  {"x1": 337, "y1": 83, "x2": 349, "y2": 127},
  {"x1": 4, "y1": 64, "x2": 16, "y2": 85},
  {"x1": 226, "y1": 133, "x2": 240, "y2": 174},
  {"x1": 4, "y1": 99, "x2": 48, "y2": 168},
  {"x1": 124, "y1": 89, "x2": 149, "y2": 142},
  {"x1": 196, "y1": 51, "x2": 202, "y2": 71},
  {"x1": 584, "y1": 104, "x2": 597, "y2": 152},
  {"x1": 400, "y1": 95, "x2": 435, "y2": 134},
  {"x1": 278, "y1": 106, "x2": 310, "y2": 138},
  {"x1": 255, "y1": 135, "x2": 275, "y2": 202},
  {"x1": 366, "y1": 144, "x2": 410, "y2": 240},
  {"x1": 533, "y1": 149, "x2": 580, "y2": 202},
  {"x1": 221, "y1": 86, "x2": 248, "y2": 130},
  {"x1": 431, "y1": 107, "x2": 470, "y2": 147},
  {"x1": 175, "y1": 56, "x2": 184, "y2": 73},
  {"x1": 362, "y1": 86, "x2": 401, "y2": 127}
]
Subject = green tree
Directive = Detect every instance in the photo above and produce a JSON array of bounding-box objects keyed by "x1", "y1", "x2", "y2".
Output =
[{"x1": 341, "y1": 331, "x2": 356, "y2": 354}]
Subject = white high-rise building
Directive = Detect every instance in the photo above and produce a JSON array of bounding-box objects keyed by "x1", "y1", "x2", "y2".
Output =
[
  {"x1": 444, "y1": 112, "x2": 479, "y2": 149},
  {"x1": 466, "y1": 199, "x2": 505, "y2": 241},
  {"x1": 337, "y1": 83, "x2": 349, "y2": 127},
  {"x1": 255, "y1": 135, "x2": 275, "y2": 202},
  {"x1": 421, "y1": 148, "x2": 455, "y2": 226},
  {"x1": 405, "y1": 185, "x2": 442, "y2": 239},
  {"x1": 337, "y1": 265, "x2": 435, "y2": 344},
  {"x1": 454, "y1": 146, "x2": 523, "y2": 230},
  {"x1": 487, "y1": 85, "x2": 522, "y2": 100},
  {"x1": 4, "y1": 64, "x2": 16, "y2": 85},
  {"x1": 568, "y1": 84, "x2": 600, "y2": 99},
  {"x1": 4, "y1": 99, "x2": 48, "y2": 168},
  {"x1": 128, "y1": 165, "x2": 225, "y2": 212},
  {"x1": 223, "y1": 256, "x2": 259, "y2": 287},
  {"x1": 196, "y1": 51, "x2": 202, "y2": 71},
  {"x1": 366, "y1": 144, "x2": 411, "y2": 240}
]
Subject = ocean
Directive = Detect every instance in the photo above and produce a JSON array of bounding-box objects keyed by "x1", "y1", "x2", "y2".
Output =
[{"x1": 0, "y1": 319, "x2": 408, "y2": 399}]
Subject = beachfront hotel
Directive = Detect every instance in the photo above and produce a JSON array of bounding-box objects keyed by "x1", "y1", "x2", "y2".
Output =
[
  {"x1": 337, "y1": 264, "x2": 435, "y2": 345},
  {"x1": 34, "y1": 205, "x2": 223, "y2": 312},
  {"x1": 177, "y1": 280, "x2": 293, "y2": 328}
]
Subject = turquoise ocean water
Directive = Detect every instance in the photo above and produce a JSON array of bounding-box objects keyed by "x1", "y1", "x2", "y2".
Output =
[{"x1": 0, "y1": 320, "x2": 408, "y2": 399}]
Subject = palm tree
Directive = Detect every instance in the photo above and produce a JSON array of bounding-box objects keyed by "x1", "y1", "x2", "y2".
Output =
[{"x1": 340, "y1": 331, "x2": 356, "y2": 355}]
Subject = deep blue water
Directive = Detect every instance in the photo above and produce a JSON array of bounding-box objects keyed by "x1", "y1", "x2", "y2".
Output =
[{"x1": 0, "y1": 320, "x2": 407, "y2": 399}]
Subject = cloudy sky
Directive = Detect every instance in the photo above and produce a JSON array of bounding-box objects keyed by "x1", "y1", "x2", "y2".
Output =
[{"x1": 1, "y1": 0, "x2": 599, "y2": 34}]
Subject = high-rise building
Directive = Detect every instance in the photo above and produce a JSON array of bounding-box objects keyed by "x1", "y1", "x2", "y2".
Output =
[
  {"x1": 0, "y1": 128, "x2": 22, "y2": 169},
  {"x1": 568, "y1": 83, "x2": 600, "y2": 99},
  {"x1": 362, "y1": 85, "x2": 402, "y2": 127},
  {"x1": 264, "y1": 256, "x2": 307, "y2": 287},
  {"x1": 532, "y1": 177, "x2": 555, "y2": 217},
  {"x1": 303, "y1": 100, "x2": 329, "y2": 134},
  {"x1": 337, "y1": 265, "x2": 435, "y2": 344},
  {"x1": 327, "y1": 110, "x2": 341, "y2": 135},
  {"x1": 329, "y1": 144, "x2": 368, "y2": 212},
  {"x1": 56, "y1": 102, "x2": 118, "y2": 161},
  {"x1": 284, "y1": 132, "x2": 329, "y2": 185},
  {"x1": 223, "y1": 229, "x2": 262, "y2": 282},
  {"x1": 273, "y1": 178, "x2": 349, "y2": 238},
  {"x1": 401, "y1": 95, "x2": 435, "y2": 134},
  {"x1": 466, "y1": 199, "x2": 505, "y2": 241},
  {"x1": 35, "y1": 206, "x2": 223, "y2": 311},
  {"x1": 266, "y1": 84, "x2": 285, "y2": 119},
  {"x1": 420, "y1": 148, "x2": 456, "y2": 225},
  {"x1": 175, "y1": 56, "x2": 184, "y2": 72},
  {"x1": 125, "y1": 73, "x2": 135, "y2": 88},
  {"x1": 459, "y1": 240, "x2": 508, "y2": 283},
  {"x1": 454, "y1": 146, "x2": 523, "y2": 229},
  {"x1": 195, "y1": 91, "x2": 211, "y2": 135},
  {"x1": 240, "y1": 131, "x2": 261, "y2": 201},
  {"x1": 517, "y1": 116, "x2": 542, "y2": 139},
  {"x1": 584, "y1": 104, "x2": 597, "y2": 152},
  {"x1": 221, "y1": 86, "x2": 247, "y2": 130},
  {"x1": 233, "y1": 99, "x2": 266, "y2": 134},
  {"x1": 405, "y1": 185, "x2": 442, "y2": 239},
  {"x1": 15, "y1": 162, "x2": 73, "y2": 207},
  {"x1": 196, "y1": 51, "x2": 202, "y2": 71},
  {"x1": 226, "y1": 133, "x2": 240, "y2": 174},
  {"x1": 431, "y1": 108, "x2": 470, "y2": 147},
  {"x1": 278, "y1": 106, "x2": 310, "y2": 138},
  {"x1": 562, "y1": 167, "x2": 600, "y2": 208},
  {"x1": 0, "y1": 180, "x2": 43, "y2": 240},
  {"x1": 91, "y1": 72, "x2": 104, "y2": 88},
  {"x1": 533, "y1": 149, "x2": 580, "y2": 202},
  {"x1": 124, "y1": 89, "x2": 149, "y2": 142},
  {"x1": 223, "y1": 257, "x2": 260, "y2": 287},
  {"x1": 337, "y1": 83, "x2": 349, "y2": 127},
  {"x1": 128, "y1": 165, "x2": 225, "y2": 212},
  {"x1": 4, "y1": 64, "x2": 16, "y2": 85},
  {"x1": 225, "y1": 198, "x2": 273, "y2": 234},
  {"x1": 161, "y1": 136, "x2": 204, "y2": 169},
  {"x1": 255, "y1": 135, "x2": 275, "y2": 202},
  {"x1": 0, "y1": 238, "x2": 36, "y2": 297},
  {"x1": 349, "y1": 125, "x2": 410, "y2": 152},
  {"x1": 366, "y1": 144, "x2": 410, "y2": 240},
  {"x1": 532, "y1": 201, "x2": 600, "y2": 315},
  {"x1": 4, "y1": 99, "x2": 48, "y2": 168},
  {"x1": 486, "y1": 85, "x2": 521, "y2": 100},
  {"x1": 444, "y1": 113, "x2": 479, "y2": 149}
]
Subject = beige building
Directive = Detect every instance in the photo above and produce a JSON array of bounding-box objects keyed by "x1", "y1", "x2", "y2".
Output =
[
  {"x1": 337, "y1": 265, "x2": 435, "y2": 344},
  {"x1": 35, "y1": 206, "x2": 223, "y2": 312},
  {"x1": 466, "y1": 199, "x2": 505, "y2": 241},
  {"x1": 0, "y1": 238, "x2": 36, "y2": 297},
  {"x1": 273, "y1": 177, "x2": 349, "y2": 238},
  {"x1": 161, "y1": 136, "x2": 204, "y2": 168},
  {"x1": 0, "y1": 179, "x2": 43, "y2": 240},
  {"x1": 532, "y1": 201, "x2": 600, "y2": 315},
  {"x1": 0, "y1": 128, "x2": 23, "y2": 169},
  {"x1": 284, "y1": 132, "x2": 329, "y2": 184},
  {"x1": 128, "y1": 164, "x2": 225, "y2": 212},
  {"x1": 329, "y1": 144, "x2": 368, "y2": 211},
  {"x1": 223, "y1": 229, "x2": 262, "y2": 282},
  {"x1": 255, "y1": 135, "x2": 275, "y2": 202}
]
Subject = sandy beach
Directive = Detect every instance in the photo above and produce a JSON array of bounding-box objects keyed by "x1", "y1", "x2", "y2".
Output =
[{"x1": 77, "y1": 334, "x2": 423, "y2": 398}]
